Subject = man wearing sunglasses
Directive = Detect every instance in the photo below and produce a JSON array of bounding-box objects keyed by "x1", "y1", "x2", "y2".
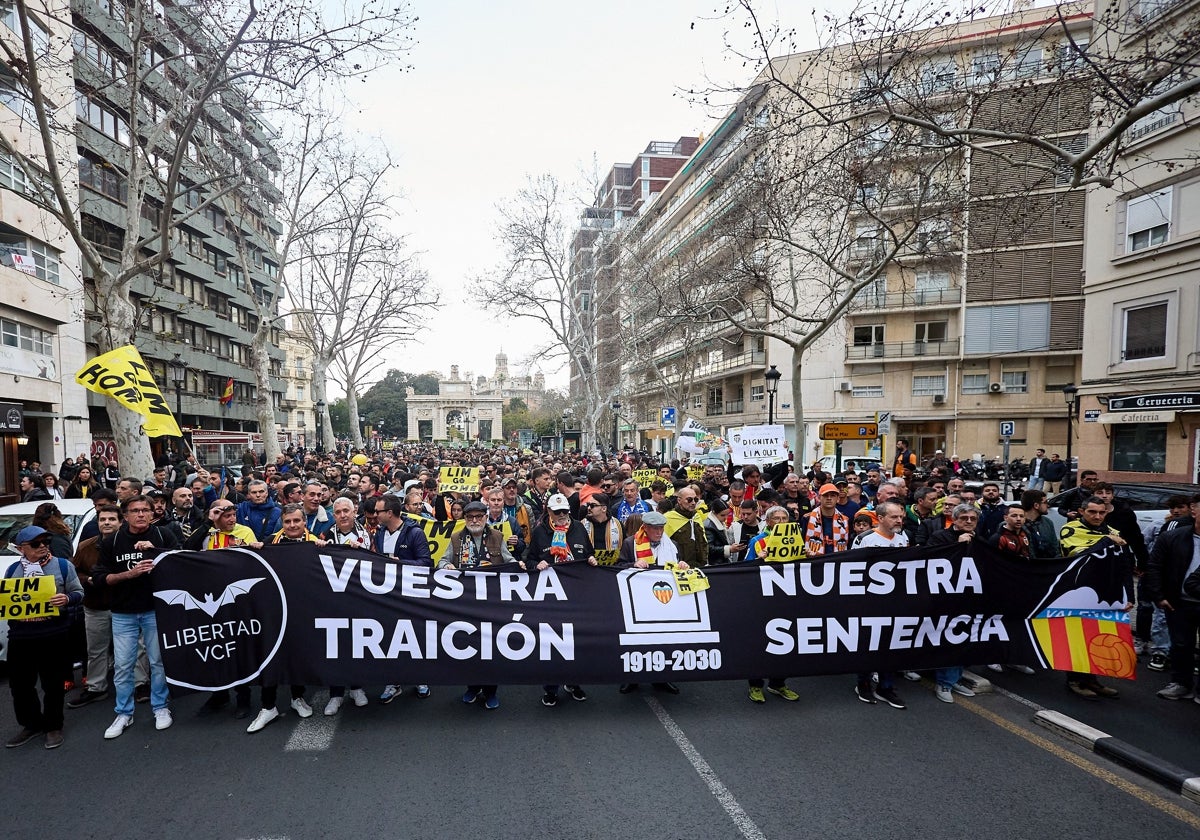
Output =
[
  {"x1": 91, "y1": 495, "x2": 180, "y2": 740},
  {"x1": 4, "y1": 526, "x2": 84, "y2": 750}
]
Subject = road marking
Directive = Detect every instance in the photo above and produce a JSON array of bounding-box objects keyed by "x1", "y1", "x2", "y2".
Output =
[
  {"x1": 644, "y1": 697, "x2": 767, "y2": 840},
  {"x1": 284, "y1": 692, "x2": 339, "y2": 751},
  {"x1": 989, "y1": 683, "x2": 1045, "y2": 711},
  {"x1": 958, "y1": 696, "x2": 1200, "y2": 830}
]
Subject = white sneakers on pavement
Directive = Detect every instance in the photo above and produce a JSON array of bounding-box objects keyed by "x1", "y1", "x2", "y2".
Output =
[
  {"x1": 154, "y1": 709, "x2": 173, "y2": 731},
  {"x1": 324, "y1": 696, "x2": 344, "y2": 716},
  {"x1": 348, "y1": 689, "x2": 369, "y2": 707},
  {"x1": 104, "y1": 714, "x2": 133, "y2": 740},
  {"x1": 935, "y1": 685, "x2": 954, "y2": 703},
  {"x1": 247, "y1": 707, "x2": 279, "y2": 733},
  {"x1": 290, "y1": 697, "x2": 313, "y2": 718}
]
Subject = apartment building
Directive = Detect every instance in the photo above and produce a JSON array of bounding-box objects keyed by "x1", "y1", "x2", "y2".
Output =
[
  {"x1": 568, "y1": 137, "x2": 698, "y2": 448},
  {"x1": 1077, "y1": 0, "x2": 1200, "y2": 482},
  {"x1": 73, "y1": 0, "x2": 286, "y2": 461},
  {"x1": 0, "y1": 1, "x2": 89, "y2": 501}
]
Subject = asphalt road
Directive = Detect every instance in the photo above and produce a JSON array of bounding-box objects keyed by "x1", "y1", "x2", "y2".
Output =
[{"x1": 2, "y1": 671, "x2": 1198, "y2": 840}]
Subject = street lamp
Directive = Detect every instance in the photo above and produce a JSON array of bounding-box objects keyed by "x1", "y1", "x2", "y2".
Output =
[
  {"x1": 1062, "y1": 383, "x2": 1078, "y2": 488},
  {"x1": 764, "y1": 365, "x2": 782, "y2": 424},
  {"x1": 610, "y1": 399, "x2": 621, "y2": 453},
  {"x1": 376, "y1": 419, "x2": 385, "y2": 452},
  {"x1": 169, "y1": 353, "x2": 186, "y2": 455},
  {"x1": 315, "y1": 400, "x2": 325, "y2": 453}
]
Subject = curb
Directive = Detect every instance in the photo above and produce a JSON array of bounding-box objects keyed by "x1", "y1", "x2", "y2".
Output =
[{"x1": 1034, "y1": 709, "x2": 1200, "y2": 803}]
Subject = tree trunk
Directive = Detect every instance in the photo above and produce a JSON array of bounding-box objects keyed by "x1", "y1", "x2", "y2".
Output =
[
  {"x1": 251, "y1": 330, "x2": 280, "y2": 464},
  {"x1": 312, "y1": 357, "x2": 336, "y2": 453},
  {"x1": 789, "y1": 359, "x2": 808, "y2": 469},
  {"x1": 95, "y1": 279, "x2": 156, "y2": 479},
  {"x1": 346, "y1": 383, "x2": 363, "y2": 450}
]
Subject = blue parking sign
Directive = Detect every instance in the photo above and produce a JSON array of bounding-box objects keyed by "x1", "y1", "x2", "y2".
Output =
[{"x1": 661, "y1": 407, "x2": 677, "y2": 428}]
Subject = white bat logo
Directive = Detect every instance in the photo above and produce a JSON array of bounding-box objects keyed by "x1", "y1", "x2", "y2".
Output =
[{"x1": 154, "y1": 578, "x2": 265, "y2": 617}]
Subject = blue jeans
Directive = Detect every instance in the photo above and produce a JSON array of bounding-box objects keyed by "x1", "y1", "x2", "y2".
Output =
[
  {"x1": 1150, "y1": 604, "x2": 1170, "y2": 655},
  {"x1": 935, "y1": 666, "x2": 962, "y2": 688},
  {"x1": 1026, "y1": 476, "x2": 1044, "y2": 491},
  {"x1": 112, "y1": 611, "x2": 169, "y2": 715}
]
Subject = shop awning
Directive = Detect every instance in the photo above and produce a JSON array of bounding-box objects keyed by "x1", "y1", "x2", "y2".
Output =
[{"x1": 643, "y1": 429, "x2": 676, "y2": 440}]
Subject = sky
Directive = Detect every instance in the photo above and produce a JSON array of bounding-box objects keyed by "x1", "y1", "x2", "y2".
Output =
[{"x1": 337, "y1": 1, "x2": 800, "y2": 393}]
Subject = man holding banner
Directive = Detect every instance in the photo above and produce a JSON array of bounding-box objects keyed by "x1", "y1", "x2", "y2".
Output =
[{"x1": 3, "y1": 526, "x2": 84, "y2": 750}]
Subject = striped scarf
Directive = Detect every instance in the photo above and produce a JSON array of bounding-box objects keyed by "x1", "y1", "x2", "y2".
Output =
[
  {"x1": 803, "y1": 511, "x2": 849, "y2": 555},
  {"x1": 550, "y1": 523, "x2": 570, "y2": 561},
  {"x1": 205, "y1": 530, "x2": 241, "y2": 550},
  {"x1": 634, "y1": 527, "x2": 655, "y2": 565}
]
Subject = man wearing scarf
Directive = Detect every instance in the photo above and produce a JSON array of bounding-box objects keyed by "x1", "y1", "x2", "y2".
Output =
[
  {"x1": 525, "y1": 494, "x2": 594, "y2": 568},
  {"x1": 615, "y1": 511, "x2": 685, "y2": 695},
  {"x1": 441, "y1": 501, "x2": 518, "y2": 711},
  {"x1": 522, "y1": 495, "x2": 597, "y2": 709}
]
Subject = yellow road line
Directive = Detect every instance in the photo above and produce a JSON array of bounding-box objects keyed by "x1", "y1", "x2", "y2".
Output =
[{"x1": 957, "y1": 697, "x2": 1200, "y2": 831}]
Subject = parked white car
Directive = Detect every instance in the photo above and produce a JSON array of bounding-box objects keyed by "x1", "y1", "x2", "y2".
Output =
[{"x1": 0, "y1": 499, "x2": 97, "y2": 663}]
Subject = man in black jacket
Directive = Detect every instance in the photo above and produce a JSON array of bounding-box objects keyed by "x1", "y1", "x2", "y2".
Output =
[
  {"x1": 91, "y1": 495, "x2": 180, "y2": 740},
  {"x1": 1145, "y1": 507, "x2": 1200, "y2": 702}
]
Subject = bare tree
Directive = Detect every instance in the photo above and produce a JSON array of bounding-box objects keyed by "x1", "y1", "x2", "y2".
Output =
[
  {"x1": 477, "y1": 174, "x2": 626, "y2": 450},
  {"x1": 286, "y1": 153, "x2": 438, "y2": 452},
  {"x1": 0, "y1": 0, "x2": 415, "y2": 478}
]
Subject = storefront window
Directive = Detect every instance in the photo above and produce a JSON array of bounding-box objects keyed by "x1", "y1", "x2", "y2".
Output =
[{"x1": 1111, "y1": 423, "x2": 1166, "y2": 472}]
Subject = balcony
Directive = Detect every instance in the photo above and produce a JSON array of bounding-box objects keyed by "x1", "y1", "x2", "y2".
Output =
[
  {"x1": 691, "y1": 350, "x2": 766, "y2": 381},
  {"x1": 724, "y1": 399, "x2": 745, "y2": 414},
  {"x1": 849, "y1": 285, "x2": 961, "y2": 312},
  {"x1": 705, "y1": 403, "x2": 724, "y2": 417},
  {"x1": 846, "y1": 339, "x2": 960, "y2": 362}
]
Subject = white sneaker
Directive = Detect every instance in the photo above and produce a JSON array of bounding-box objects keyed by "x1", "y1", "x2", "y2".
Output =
[
  {"x1": 986, "y1": 664, "x2": 1004, "y2": 673},
  {"x1": 348, "y1": 688, "x2": 369, "y2": 707},
  {"x1": 154, "y1": 708, "x2": 173, "y2": 731},
  {"x1": 290, "y1": 697, "x2": 313, "y2": 718},
  {"x1": 901, "y1": 670, "x2": 921, "y2": 682},
  {"x1": 323, "y1": 696, "x2": 343, "y2": 716},
  {"x1": 935, "y1": 685, "x2": 954, "y2": 703},
  {"x1": 104, "y1": 714, "x2": 133, "y2": 740},
  {"x1": 951, "y1": 682, "x2": 976, "y2": 697},
  {"x1": 246, "y1": 708, "x2": 279, "y2": 733},
  {"x1": 1009, "y1": 665, "x2": 1035, "y2": 675}
]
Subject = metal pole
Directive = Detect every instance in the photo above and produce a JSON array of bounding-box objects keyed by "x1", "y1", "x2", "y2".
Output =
[
  {"x1": 1064, "y1": 403, "x2": 1073, "y2": 489},
  {"x1": 768, "y1": 391, "x2": 776, "y2": 425}
]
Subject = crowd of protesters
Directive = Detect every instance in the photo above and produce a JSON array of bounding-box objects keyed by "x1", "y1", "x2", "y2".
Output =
[{"x1": 4, "y1": 437, "x2": 1197, "y2": 749}]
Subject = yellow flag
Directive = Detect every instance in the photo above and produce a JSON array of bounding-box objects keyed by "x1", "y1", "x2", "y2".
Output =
[{"x1": 75, "y1": 345, "x2": 182, "y2": 438}]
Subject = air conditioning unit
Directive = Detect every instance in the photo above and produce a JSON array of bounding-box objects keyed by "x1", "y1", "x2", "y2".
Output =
[
  {"x1": 988, "y1": 382, "x2": 1004, "y2": 394},
  {"x1": 933, "y1": 393, "x2": 946, "y2": 404},
  {"x1": 839, "y1": 381, "x2": 853, "y2": 393}
]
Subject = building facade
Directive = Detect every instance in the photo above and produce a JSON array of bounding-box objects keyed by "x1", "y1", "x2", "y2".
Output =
[
  {"x1": 406, "y1": 365, "x2": 504, "y2": 443},
  {"x1": 1077, "y1": 0, "x2": 1200, "y2": 483},
  {"x1": 0, "y1": 1, "x2": 90, "y2": 501},
  {"x1": 73, "y1": 0, "x2": 286, "y2": 462}
]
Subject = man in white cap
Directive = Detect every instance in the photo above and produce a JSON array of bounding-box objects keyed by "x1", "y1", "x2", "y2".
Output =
[{"x1": 4, "y1": 525, "x2": 84, "y2": 750}]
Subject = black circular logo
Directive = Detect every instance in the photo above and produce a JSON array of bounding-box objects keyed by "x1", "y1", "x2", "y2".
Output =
[{"x1": 153, "y1": 548, "x2": 287, "y2": 691}]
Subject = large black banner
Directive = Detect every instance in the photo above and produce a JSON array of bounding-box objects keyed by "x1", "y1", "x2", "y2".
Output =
[{"x1": 150, "y1": 541, "x2": 1135, "y2": 690}]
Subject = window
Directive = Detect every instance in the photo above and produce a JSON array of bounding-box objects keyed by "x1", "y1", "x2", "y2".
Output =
[
  {"x1": 1001, "y1": 370, "x2": 1028, "y2": 393},
  {"x1": 692, "y1": 395, "x2": 702, "y2": 409},
  {"x1": 862, "y1": 123, "x2": 891, "y2": 151},
  {"x1": 295, "y1": 385, "x2": 305, "y2": 402},
  {"x1": 641, "y1": 158, "x2": 650, "y2": 178},
  {"x1": 579, "y1": 291, "x2": 592, "y2": 313},
  {"x1": 1125, "y1": 189, "x2": 1170, "y2": 251},
  {"x1": 1122, "y1": 302, "x2": 1168, "y2": 360},
  {"x1": 0, "y1": 228, "x2": 60, "y2": 283},
  {"x1": 915, "y1": 321, "x2": 947, "y2": 343},
  {"x1": 964, "y1": 303, "x2": 1050, "y2": 354},
  {"x1": 750, "y1": 385, "x2": 764, "y2": 402},
  {"x1": 912, "y1": 375, "x2": 946, "y2": 397},
  {"x1": 920, "y1": 58, "x2": 957, "y2": 94},
  {"x1": 852, "y1": 385, "x2": 884, "y2": 398},
  {"x1": 971, "y1": 51, "x2": 1000, "y2": 85},
  {"x1": 1057, "y1": 39, "x2": 1089, "y2": 70},
  {"x1": 1015, "y1": 47, "x2": 1044, "y2": 78},
  {"x1": 853, "y1": 222, "x2": 880, "y2": 255},
  {"x1": 853, "y1": 324, "x2": 885, "y2": 345},
  {"x1": 1111, "y1": 424, "x2": 1166, "y2": 473},
  {"x1": 0, "y1": 316, "x2": 52, "y2": 354},
  {"x1": 79, "y1": 155, "x2": 127, "y2": 201},
  {"x1": 0, "y1": 150, "x2": 46, "y2": 197},
  {"x1": 962, "y1": 373, "x2": 989, "y2": 395}
]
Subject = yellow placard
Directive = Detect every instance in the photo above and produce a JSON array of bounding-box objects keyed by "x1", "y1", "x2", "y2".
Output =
[
  {"x1": 632, "y1": 469, "x2": 658, "y2": 488},
  {"x1": 413, "y1": 517, "x2": 465, "y2": 562},
  {"x1": 74, "y1": 345, "x2": 182, "y2": 438},
  {"x1": 439, "y1": 466, "x2": 480, "y2": 494},
  {"x1": 0, "y1": 574, "x2": 60, "y2": 620},
  {"x1": 673, "y1": 567, "x2": 710, "y2": 595},
  {"x1": 686, "y1": 465, "x2": 704, "y2": 481},
  {"x1": 594, "y1": 548, "x2": 620, "y2": 566},
  {"x1": 764, "y1": 522, "x2": 805, "y2": 563},
  {"x1": 489, "y1": 519, "x2": 514, "y2": 543}
]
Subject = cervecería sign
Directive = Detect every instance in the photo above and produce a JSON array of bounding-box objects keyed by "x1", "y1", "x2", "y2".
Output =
[{"x1": 1107, "y1": 392, "x2": 1200, "y2": 412}]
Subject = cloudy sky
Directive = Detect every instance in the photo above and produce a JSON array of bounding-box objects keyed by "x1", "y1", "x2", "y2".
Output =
[{"x1": 336, "y1": 1, "x2": 804, "y2": 391}]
